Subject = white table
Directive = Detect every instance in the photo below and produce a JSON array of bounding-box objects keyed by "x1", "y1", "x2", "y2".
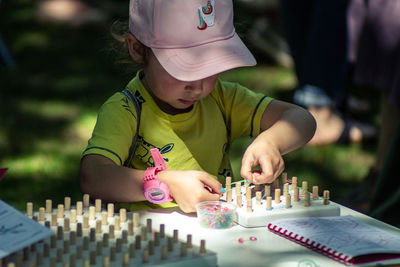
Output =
[{"x1": 136, "y1": 203, "x2": 400, "y2": 267}]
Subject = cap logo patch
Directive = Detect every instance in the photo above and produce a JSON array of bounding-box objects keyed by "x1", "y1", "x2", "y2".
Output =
[{"x1": 197, "y1": 0, "x2": 215, "y2": 30}]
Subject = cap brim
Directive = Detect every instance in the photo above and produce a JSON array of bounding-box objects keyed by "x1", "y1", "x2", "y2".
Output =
[{"x1": 151, "y1": 33, "x2": 256, "y2": 82}]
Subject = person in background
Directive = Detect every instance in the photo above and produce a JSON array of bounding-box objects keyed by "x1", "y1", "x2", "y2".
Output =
[
  {"x1": 279, "y1": 0, "x2": 376, "y2": 146},
  {"x1": 345, "y1": 0, "x2": 400, "y2": 218}
]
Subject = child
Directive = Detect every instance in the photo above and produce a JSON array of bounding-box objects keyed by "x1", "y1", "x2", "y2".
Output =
[{"x1": 79, "y1": 0, "x2": 316, "y2": 213}]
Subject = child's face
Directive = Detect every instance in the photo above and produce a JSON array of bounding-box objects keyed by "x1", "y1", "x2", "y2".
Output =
[{"x1": 143, "y1": 51, "x2": 218, "y2": 115}]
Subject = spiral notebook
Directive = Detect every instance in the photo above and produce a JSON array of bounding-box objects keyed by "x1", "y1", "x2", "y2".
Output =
[{"x1": 267, "y1": 215, "x2": 400, "y2": 265}]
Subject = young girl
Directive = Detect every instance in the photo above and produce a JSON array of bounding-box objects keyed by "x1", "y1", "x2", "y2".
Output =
[{"x1": 79, "y1": 0, "x2": 316, "y2": 213}]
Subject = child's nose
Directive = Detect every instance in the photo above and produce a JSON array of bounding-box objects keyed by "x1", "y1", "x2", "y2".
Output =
[{"x1": 185, "y1": 80, "x2": 203, "y2": 94}]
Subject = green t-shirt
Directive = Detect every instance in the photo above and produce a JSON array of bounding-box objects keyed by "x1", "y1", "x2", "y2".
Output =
[{"x1": 83, "y1": 71, "x2": 272, "y2": 210}]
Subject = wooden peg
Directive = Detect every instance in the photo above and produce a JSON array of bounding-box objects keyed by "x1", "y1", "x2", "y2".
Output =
[
  {"x1": 39, "y1": 207, "x2": 45, "y2": 222},
  {"x1": 304, "y1": 191, "x2": 310, "y2": 207},
  {"x1": 312, "y1": 186, "x2": 319, "y2": 200},
  {"x1": 235, "y1": 182, "x2": 241, "y2": 196},
  {"x1": 133, "y1": 213, "x2": 139, "y2": 228},
  {"x1": 114, "y1": 216, "x2": 120, "y2": 231},
  {"x1": 107, "y1": 203, "x2": 114, "y2": 218},
  {"x1": 64, "y1": 218, "x2": 70, "y2": 232},
  {"x1": 273, "y1": 179, "x2": 279, "y2": 190},
  {"x1": 45, "y1": 199, "x2": 52, "y2": 214},
  {"x1": 57, "y1": 226, "x2": 63, "y2": 240},
  {"x1": 70, "y1": 231, "x2": 76, "y2": 245},
  {"x1": 120, "y1": 208, "x2": 127, "y2": 222},
  {"x1": 294, "y1": 187, "x2": 299, "y2": 202},
  {"x1": 173, "y1": 229, "x2": 179, "y2": 243},
  {"x1": 103, "y1": 256, "x2": 110, "y2": 267},
  {"x1": 285, "y1": 193, "x2": 292, "y2": 208},
  {"x1": 26, "y1": 202, "x2": 33, "y2": 217},
  {"x1": 142, "y1": 250, "x2": 149, "y2": 263},
  {"x1": 161, "y1": 246, "x2": 168, "y2": 260},
  {"x1": 70, "y1": 209, "x2": 77, "y2": 224},
  {"x1": 122, "y1": 230, "x2": 128, "y2": 243},
  {"x1": 140, "y1": 227, "x2": 147, "y2": 241},
  {"x1": 283, "y1": 183, "x2": 289, "y2": 197},
  {"x1": 77, "y1": 222, "x2": 82, "y2": 237},
  {"x1": 129, "y1": 243, "x2": 135, "y2": 258},
  {"x1": 83, "y1": 215, "x2": 89, "y2": 229},
  {"x1": 200, "y1": 240, "x2": 206, "y2": 254},
  {"x1": 128, "y1": 222, "x2": 134, "y2": 236},
  {"x1": 110, "y1": 247, "x2": 116, "y2": 261},
  {"x1": 148, "y1": 240, "x2": 155, "y2": 255},
  {"x1": 266, "y1": 196, "x2": 272, "y2": 210},
  {"x1": 281, "y1": 172, "x2": 287, "y2": 184},
  {"x1": 160, "y1": 224, "x2": 165, "y2": 238},
  {"x1": 167, "y1": 237, "x2": 173, "y2": 251},
  {"x1": 264, "y1": 185, "x2": 271, "y2": 197},
  {"x1": 154, "y1": 232, "x2": 160, "y2": 246},
  {"x1": 274, "y1": 188, "x2": 281, "y2": 204},
  {"x1": 323, "y1": 190, "x2": 330, "y2": 205},
  {"x1": 256, "y1": 191, "x2": 262, "y2": 205},
  {"x1": 135, "y1": 235, "x2": 141, "y2": 249},
  {"x1": 64, "y1": 197, "x2": 71, "y2": 211},
  {"x1": 180, "y1": 242, "x2": 187, "y2": 257},
  {"x1": 89, "y1": 206, "x2": 95, "y2": 221},
  {"x1": 76, "y1": 201, "x2": 83, "y2": 216},
  {"x1": 146, "y1": 218, "x2": 152, "y2": 233},
  {"x1": 90, "y1": 251, "x2": 96, "y2": 265},
  {"x1": 83, "y1": 194, "x2": 90, "y2": 208},
  {"x1": 89, "y1": 228, "x2": 96, "y2": 242},
  {"x1": 246, "y1": 199, "x2": 252, "y2": 213},
  {"x1": 246, "y1": 186, "x2": 252, "y2": 200},
  {"x1": 186, "y1": 234, "x2": 192, "y2": 248},
  {"x1": 108, "y1": 225, "x2": 115, "y2": 239},
  {"x1": 103, "y1": 233, "x2": 109, "y2": 247},
  {"x1": 292, "y1": 176, "x2": 298, "y2": 190},
  {"x1": 101, "y1": 211, "x2": 108, "y2": 225},
  {"x1": 237, "y1": 193, "x2": 242, "y2": 207},
  {"x1": 96, "y1": 220, "x2": 102, "y2": 234},
  {"x1": 95, "y1": 199, "x2": 101, "y2": 213},
  {"x1": 57, "y1": 204, "x2": 64, "y2": 219},
  {"x1": 302, "y1": 181, "x2": 308, "y2": 196},
  {"x1": 116, "y1": 238, "x2": 122, "y2": 252},
  {"x1": 123, "y1": 252, "x2": 130, "y2": 265},
  {"x1": 226, "y1": 176, "x2": 232, "y2": 203}
]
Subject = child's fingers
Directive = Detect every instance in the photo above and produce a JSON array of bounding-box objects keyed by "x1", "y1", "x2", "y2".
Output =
[
  {"x1": 254, "y1": 156, "x2": 284, "y2": 184},
  {"x1": 200, "y1": 174, "x2": 222, "y2": 194},
  {"x1": 240, "y1": 156, "x2": 256, "y2": 183}
]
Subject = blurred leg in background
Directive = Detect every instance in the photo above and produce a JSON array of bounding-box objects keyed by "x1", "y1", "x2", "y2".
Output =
[
  {"x1": 346, "y1": 0, "x2": 400, "y2": 218},
  {"x1": 279, "y1": 0, "x2": 376, "y2": 146},
  {"x1": 35, "y1": 0, "x2": 105, "y2": 26}
]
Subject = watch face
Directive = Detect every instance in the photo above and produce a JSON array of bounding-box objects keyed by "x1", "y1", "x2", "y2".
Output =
[{"x1": 148, "y1": 188, "x2": 166, "y2": 201}]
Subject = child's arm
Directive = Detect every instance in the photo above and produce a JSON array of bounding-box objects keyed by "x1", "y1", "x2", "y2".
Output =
[
  {"x1": 240, "y1": 100, "x2": 316, "y2": 184},
  {"x1": 79, "y1": 154, "x2": 222, "y2": 213},
  {"x1": 79, "y1": 154, "x2": 147, "y2": 202}
]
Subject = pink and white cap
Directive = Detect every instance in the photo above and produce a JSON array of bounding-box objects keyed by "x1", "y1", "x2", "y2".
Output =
[{"x1": 129, "y1": 0, "x2": 256, "y2": 81}]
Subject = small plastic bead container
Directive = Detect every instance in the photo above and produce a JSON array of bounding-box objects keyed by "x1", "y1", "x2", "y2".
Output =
[{"x1": 195, "y1": 201, "x2": 236, "y2": 229}]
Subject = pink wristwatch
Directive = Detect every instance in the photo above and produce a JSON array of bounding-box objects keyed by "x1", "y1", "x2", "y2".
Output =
[{"x1": 143, "y1": 148, "x2": 173, "y2": 204}]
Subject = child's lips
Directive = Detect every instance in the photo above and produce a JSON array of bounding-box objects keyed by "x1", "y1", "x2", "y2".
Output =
[{"x1": 179, "y1": 99, "x2": 197, "y2": 105}]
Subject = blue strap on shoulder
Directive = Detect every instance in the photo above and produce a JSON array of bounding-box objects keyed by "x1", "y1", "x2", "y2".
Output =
[{"x1": 121, "y1": 89, "x2": 141, "y2": 167}]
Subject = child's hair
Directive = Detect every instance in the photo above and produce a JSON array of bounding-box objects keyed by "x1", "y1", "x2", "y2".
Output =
[{"x1": 109, "y1": 20, "x2": 151, "y2": 71}]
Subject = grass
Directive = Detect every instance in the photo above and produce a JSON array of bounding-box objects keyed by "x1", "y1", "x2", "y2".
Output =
[{"x1": 0, "y1": 0, "x2": 378, "y2": 219}]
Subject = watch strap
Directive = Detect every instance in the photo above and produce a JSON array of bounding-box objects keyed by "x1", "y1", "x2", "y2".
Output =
[{"x1": 150, "y1": 148, "x2": 167, "y2": 171}]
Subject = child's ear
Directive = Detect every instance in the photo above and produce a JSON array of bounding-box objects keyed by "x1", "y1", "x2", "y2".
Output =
[{"x1": 126, "y1": 33, "x2": 146, "y2": 63}]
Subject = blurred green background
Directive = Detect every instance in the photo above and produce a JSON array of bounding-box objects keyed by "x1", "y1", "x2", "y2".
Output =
[{"x1": 0, "y1": 0, "x2": 378, "y2": 220}]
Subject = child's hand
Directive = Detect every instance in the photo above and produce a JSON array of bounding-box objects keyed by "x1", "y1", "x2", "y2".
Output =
[
  {"x1": 240, "y1": 139, "x2": 284, "y2": 184},
  {"x1": 158, "y1": 170, "x2": 222, "y2": 213}
]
